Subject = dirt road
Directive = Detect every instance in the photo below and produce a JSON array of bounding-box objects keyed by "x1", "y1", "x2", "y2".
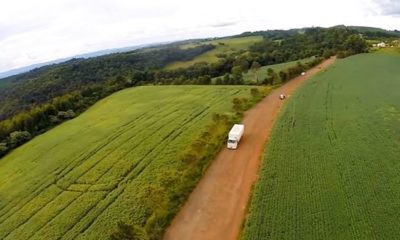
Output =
[{"x1": 164, "y1": 57, "x2": 336, "y2": 240}]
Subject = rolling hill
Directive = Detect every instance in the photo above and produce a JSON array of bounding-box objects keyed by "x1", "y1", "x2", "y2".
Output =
[{"x1": 164, "y1": 36, "x2": 263, "y2": 70}]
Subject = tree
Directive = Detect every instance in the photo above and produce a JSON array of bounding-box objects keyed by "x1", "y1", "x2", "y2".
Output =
[
  {"x1": 250, "y1": 61, "x2": 261, "y2": 83},
  {"x1": 110, "y1": 222, "x2": 149, "y2": 240},
  {"x1": 223, "y1": 73, "x2": 231, "y2": 85},
  {"x1": 231, "y1": 66, "x2": 243, "y2": 84},
  {"x1": 250, "y1": 88, "x2": 260, "y2": 99},
  {"x1": 231, "y1": 66, "x2": 242, "y2": 76},
  {"x1": 232, "y1": 98, "x2": 245, "y2": 113},
  {"x1": 233, "y1": 58, "x2": 249, "y2": 73},
  {"x1": 0, "y1": 143, "x2": 8, "y2": 157},
  {"x1": 266, "y1": 68, "x2": 278, "y2": 85},
  {"x1": 9, "y1": 131, "x2": 31, "y2": 147},
  {"x1": 279, "y1": 71, "x2": 289, "y2": 82},
  {"x1": 57, "y1": 110, "x2": 76, "y2": 120},
  {"x1": 344, "y1": 34, "x2": 368, "y2": 55}
]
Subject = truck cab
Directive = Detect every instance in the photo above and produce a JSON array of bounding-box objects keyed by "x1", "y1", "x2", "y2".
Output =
[{"x1": 227, "y1": 139, "x2": 239, "y2": 149}]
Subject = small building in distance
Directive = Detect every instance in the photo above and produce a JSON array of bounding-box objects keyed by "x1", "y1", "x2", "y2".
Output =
[{"x1": 376, "y1": 42, "x2": 386, "y2": 48}]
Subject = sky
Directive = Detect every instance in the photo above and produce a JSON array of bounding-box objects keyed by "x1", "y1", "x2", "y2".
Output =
[{"x1": 0, "y1": 0, "x2": 399, "y2": 73}]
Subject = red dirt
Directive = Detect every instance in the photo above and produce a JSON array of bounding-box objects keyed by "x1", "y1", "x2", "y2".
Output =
[{"x1": 164, "y1": 57, "x2": 336, "y2": 240}]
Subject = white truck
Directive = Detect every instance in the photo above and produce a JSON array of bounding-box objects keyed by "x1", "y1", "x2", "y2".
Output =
[{"x1": 227, "y1": 124, "x2": 244, "y2": 149}]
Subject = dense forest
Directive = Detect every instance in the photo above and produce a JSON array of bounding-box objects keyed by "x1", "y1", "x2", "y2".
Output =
[
  {"x1": 0, "y1": 44, "x2": 214, "y2": 119},
  {"x1": 0, "y1": 26, "x2": 374, "y2": 157}
]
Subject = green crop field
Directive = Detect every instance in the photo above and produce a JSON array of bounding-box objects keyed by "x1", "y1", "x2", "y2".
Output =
[
  {"x1": 165, "y1": 36, "x2": 263, "y2": 70},
  {"x1": 0, "y1": 85, "x2": 254, "y2": 240},
  {"x1": 242, "y1": 53, "x2": 400, "y2": 239}
]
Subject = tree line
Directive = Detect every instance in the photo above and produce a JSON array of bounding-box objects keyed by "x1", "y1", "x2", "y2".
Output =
[
  {"x1": 0, "y1": 44, "x2": 215, "y2": 120},
  {"x1": 0, "y1": 27, "x2": 371, "y2": 158}
]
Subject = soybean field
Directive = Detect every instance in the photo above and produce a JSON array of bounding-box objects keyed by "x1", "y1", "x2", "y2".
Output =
[
  {"x1": 243, "y1": 52, "x2": 400, "y2": 239},
  {"x1": 0, "y1": 86, "x2": 252, "y2": 239}
]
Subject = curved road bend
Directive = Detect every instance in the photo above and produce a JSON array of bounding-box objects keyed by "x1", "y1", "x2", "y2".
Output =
[{"x1": 164, "y1": 57, "x2": 336, "y2": 240}]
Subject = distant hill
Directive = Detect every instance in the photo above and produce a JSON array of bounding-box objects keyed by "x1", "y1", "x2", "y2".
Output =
[
  {"x1": 164, "y1": 36, "x2": 263, "y2": 70},
  {"x1": 0, "y1": 43, "x2": 215, "y2": 119},
  {"x1": 0, "y1": 25, "x2": 389, "y2": 120},
  {"x1": 238, "y1": 25, "x2": 400, "y2": 40},
  {"x1": 333, "y1": 25, "x2": 400, "y2": 37},
  {"x1": 0, "y1": 44, "x2": 151, "y2": 79}
]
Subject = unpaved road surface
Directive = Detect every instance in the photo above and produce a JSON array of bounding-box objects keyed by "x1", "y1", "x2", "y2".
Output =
[{"x1": 164, "y1": 57, "x2": 336, "y2": 240}]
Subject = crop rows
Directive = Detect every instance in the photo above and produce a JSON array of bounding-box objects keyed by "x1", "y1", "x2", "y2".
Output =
[
  {"x1": 242, "y1": 53, "x2": 400, "y2": 239},
  {"x1": 0, "y1": 85, "x2": 251, "y2": 239}
]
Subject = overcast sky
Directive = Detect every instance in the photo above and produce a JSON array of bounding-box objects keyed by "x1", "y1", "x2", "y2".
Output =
[{"x1": 0, "y1": 0, "x2": 399, "y2": 73}]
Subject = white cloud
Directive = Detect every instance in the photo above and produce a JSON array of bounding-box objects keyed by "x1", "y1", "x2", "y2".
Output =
[{"x1": 0, "y1": 0, "x2": 399, "y2": 73}]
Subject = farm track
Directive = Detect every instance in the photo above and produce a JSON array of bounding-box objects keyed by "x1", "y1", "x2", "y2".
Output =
[{"x1": 164, "y1": 57, "x2": 336, "y2": 240}]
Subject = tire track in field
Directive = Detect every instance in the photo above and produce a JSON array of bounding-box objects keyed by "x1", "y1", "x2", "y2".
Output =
[
  {"x1": 40, "y1": 106, "x2": 211, "y2": 240},
  {"x1": 0, "y1": 100, "x2": 180, "y2": 220},
  {"x1": 0, "y1": 111, "x2": 152, "y2": 221},
  {"x1": 64, "y1": 89, "x2": 238, "y2": 239},
  {"x1": 56, "y1": 107, "x2": 182, "y2": 187},
  {"x1": 24, "y1": 89, "x2": 222, "y2": 239},
  {"x1": 75, "y1": 88, "x2": 224, "y2": 186},
  {"x1": 0, "y1": 111, "x2": 154, "y2": 221},
  {"x1": 0, "y1": 138, "x2": 73, "y2": 217},
  {"x1": 3, "y1": 191, "x2": 84, "y2": 240},
  {"x1": 54, "y1": 109, "x2": 158, "y2": 180},
  {"x1": 55, "y1": 90, "x2": 211, "y2": 184},
  {"x1": 0, "y1": 87, "x2": 226, "y2": 219},
  {"x1": 0, "y1": 105, "x2": 176, "y2": 235},
  {"x1": 0, "y1": 186, "x2": 63, "y2": 239},
  {"x1": 115, "y1": 89, "x2": 238, "y2": 185},
  {"x1": 1, "y1": 105, "x2": 183, "y2": 238},
  {"x1": 1, "y1": 88, "x2": 240, "y2": 239},
  {"x1": 82, "y1": 106, "x2": 207, "y2": 186}
]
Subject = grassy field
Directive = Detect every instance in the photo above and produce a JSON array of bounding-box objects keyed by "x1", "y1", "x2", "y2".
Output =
[
  {"x1": 377, "y1": 46, "x2": 400, "y2": 55},
  {"x1": 165, "y1": 36, "x2": 263, "y2": 70},
  {"x1": 211, "y1": 57, "x2": 314, "y2": 84},
  {"x1": 242, "y1": 57, "x2": 314, "y2": 84},
  {"x1": 0, "y1": 85, "x2": 254, "y2": 240},
  {"x1": 242, "y1": 52, "x2": 400, "y2": 239}
]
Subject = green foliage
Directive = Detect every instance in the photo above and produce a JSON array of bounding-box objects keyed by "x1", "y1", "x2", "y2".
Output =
[
  {"x1": 0, "y1": 44, "x2": 214, "y2": 120},
  {"x1": 9, "y1": 131, "x2": 31, "y2": 147},
  {"x1": 238, "y1": 57, "x2": 315, "y2": 84},
  {"x1": 0, "y1": 143, "x2": 7, "y2": 157},
  {"x1": 165, "y1": 36, "x2": 263, "y2": 69},
  {"x1": 110, "y1": 222, "x2": 149, "y2": 240},
  {"x1": 0, "y1": 86, "x2": 254, "y2": 240},
  {"x1": 242, "y1": 53, "x2": 400, "y2": 239},
  {"x1": 0, "y1": 28, "x2": 366, "y2": 159}
]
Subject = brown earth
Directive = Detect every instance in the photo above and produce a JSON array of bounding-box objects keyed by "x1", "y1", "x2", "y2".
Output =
[{"x1": 164, "y1": 57, "x2": 336, "y2": 240}]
